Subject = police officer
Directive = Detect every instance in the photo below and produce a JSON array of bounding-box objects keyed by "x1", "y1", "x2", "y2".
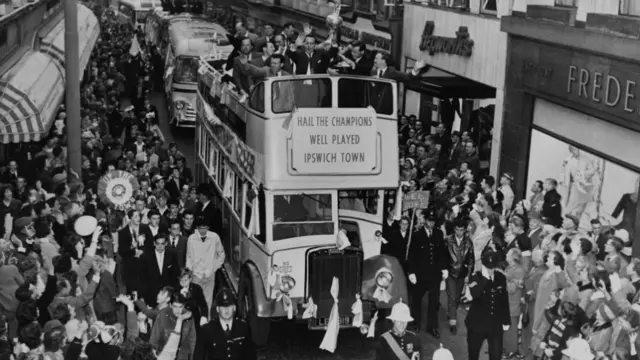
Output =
[
  {"x1": 375, "y1": 302, "x2": 422, "y2": 360},
  {"x1": 194, "y1": 288, "x2": 256, "y2": 360},
  {"x1": 406, "y1": 209, "x2": 447, "y2": 338},
  {"x1": 463, "y1": 250, "x2": 511, "y2": 360}
]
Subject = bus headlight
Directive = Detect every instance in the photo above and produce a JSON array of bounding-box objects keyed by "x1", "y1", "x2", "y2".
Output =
[
  {"x1": 375, "y1": 269, "x2": 394, "y2": 289},
  {"x1": 279, "y1": 275, "x2": 296, "y2": 294},
  {"x1": 174, "y1": 101, "x2": 187, "y2": 111}
]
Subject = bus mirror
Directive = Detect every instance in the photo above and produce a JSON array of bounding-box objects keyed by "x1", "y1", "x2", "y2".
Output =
[{"x1": 165, "y1": 66, "x2": 174, "y2": 78}]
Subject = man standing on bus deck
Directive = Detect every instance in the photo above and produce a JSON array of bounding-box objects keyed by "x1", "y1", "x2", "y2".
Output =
[{"x1": 186, "y1": 216, "x2": 225, "y2": 317}]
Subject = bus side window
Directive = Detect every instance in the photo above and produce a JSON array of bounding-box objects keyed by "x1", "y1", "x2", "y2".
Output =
[
  {"x1": 338, "y1": 220, "x2": 361, "y2": 249},
  {"x1": 249, "y1": 82, "x2": 265, "y2": 113}
]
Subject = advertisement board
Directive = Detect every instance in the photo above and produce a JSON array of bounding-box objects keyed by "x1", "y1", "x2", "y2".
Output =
[{"x1": 290, "y1": 107, "x2": 378, "y2": 175}]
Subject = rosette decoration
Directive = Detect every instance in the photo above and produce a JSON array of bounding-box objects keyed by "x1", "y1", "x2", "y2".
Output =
[
  {"x1": 98, "y1": 171, "x2": 139, "y2": 211},
  {"x1": 268, "y1": 265, "x2": 296, "y2": 319},
  {"x1": 302, "y1": 297, "x2": 317, "y2": 319},
  {"x1": 319, "y1": 277, "x2": 340, "y2": 353},
  {"x1": 372, "y1": 267, "x2": 393, "y2": 303}
]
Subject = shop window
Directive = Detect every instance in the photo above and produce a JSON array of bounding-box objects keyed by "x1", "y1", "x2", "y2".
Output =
[
  {"x1": 354, "y1": 0, "x2": 373, "y2": 13},
  {"x1": 620, "y1": 0, "x2": 640, "y2": 16},
  {"x1": 481, "y1": 0, "x2": 497, "y2": 13}
]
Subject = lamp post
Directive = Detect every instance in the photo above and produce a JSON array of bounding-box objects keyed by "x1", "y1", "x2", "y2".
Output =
[{"x1": 65, "y1": 0, "x2": 82, "y2": 177}]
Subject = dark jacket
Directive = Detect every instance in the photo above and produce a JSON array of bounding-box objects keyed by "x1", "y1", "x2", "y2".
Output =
[
  {"x1": 542, "y1": 189, "x2": 563, "y2": 228},
  {"x1": 465, "y1": 270, "x2": 511, "y2": 332},
  {"x1": 289, "y1": 46, "x2": 338, "y2": 75},
  {"x1": 406, "y1": 226, "x2": 447, "y2": 284},
  {"x1": 445, "y1": 234, "x2": 475, "y2": 279},
  {"x1": 139, "y1": 250, "x2": 179, "y2": 306},
  {"x1": 194, "y1": 318, "x2": 256, "y2": 360}
]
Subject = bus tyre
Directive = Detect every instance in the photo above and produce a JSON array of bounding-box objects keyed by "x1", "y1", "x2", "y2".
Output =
[
  {"x1": 170, "y1": 119, "x2": 178, "y2": 132},
  {"x1": 238, "y1": 272, "x2": 270, "y2": 346}
]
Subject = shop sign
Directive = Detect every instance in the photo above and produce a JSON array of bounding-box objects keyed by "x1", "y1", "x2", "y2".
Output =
[
  {"x1": 419, "y1": 21, "x2": 473, "y2": 57},
  {"x1": 341, "y1": 25, "x2": 392, "y2": 52},
  {"x1": 290, "y1": 107, "x2": 378, "y2": 175},
  {"x1": 513, "y1": 39, "x2": 640, "y2": 129}
]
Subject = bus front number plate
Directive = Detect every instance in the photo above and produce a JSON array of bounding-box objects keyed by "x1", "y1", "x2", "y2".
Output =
[{"x1": 313, "y1": 316, "x2": 352, "y2": 327}]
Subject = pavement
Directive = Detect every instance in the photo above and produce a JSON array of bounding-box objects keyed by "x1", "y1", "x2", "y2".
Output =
[{"x1": 148, "y1": 90, "x2": 495, "y2": 359}]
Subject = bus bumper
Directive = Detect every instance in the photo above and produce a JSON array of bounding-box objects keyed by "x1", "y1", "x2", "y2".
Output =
[{"x1": 172, "y1": 111, "x2": 196, "y2": 128}]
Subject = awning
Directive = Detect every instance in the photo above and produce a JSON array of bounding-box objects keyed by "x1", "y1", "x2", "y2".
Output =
[
  {"x1": 404, "y1": 67, "x2": 496, "y2": 99},
  {"x1": 40, "y1": 3, "x2": 100, "y2": 81},
  {"x1": 0, "y1": 52, "x2": 65, "y2": 143}
]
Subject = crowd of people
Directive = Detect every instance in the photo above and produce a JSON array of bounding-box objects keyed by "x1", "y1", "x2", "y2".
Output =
[
  {"x1": 0, "y1": 7, "x2": 255, "y2": 360},
  {"x1": 388, "y1": 113, "x2": 638, "y2": 360}
]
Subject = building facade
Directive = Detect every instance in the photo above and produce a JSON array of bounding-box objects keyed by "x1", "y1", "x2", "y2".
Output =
[
  {"x1": 500, "y1": 1, "x2": 640, "y2": 249},
  {"x1": 0, "y1": 0, "x2": 99, "y2": 160},
  {"x1": 401, "y1": 0, "x2": 511, "y2": 176}
]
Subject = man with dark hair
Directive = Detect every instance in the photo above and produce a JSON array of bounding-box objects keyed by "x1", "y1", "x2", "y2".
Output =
[
  {"x1": 140, "y1": 233, "x2": 178, "y2": 306},
  {"x1": 445, "y1": 218, "x2": 474, "y2": 335},
  {"x1": 150, "y1": 291, "x2": 196, "y2": 360}
]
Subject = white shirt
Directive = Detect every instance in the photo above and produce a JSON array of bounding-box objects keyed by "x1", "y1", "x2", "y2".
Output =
[
  {"x1": 201, "y1": 200, "x2": 211, "y2": 211},
  {"x1": 377, "y1": 67, "x2": 387, "y2": 77},
  {"x1": 149, "y1": 225, "x2": 159, "y2": 237},
  {"x1": 220, "y1": 319, "x2": 233, "y2": 332},
  {"x1": 170, "y1": 235, "x2": 180, "y2": 248},
  {"x1": 455, "y1": 236, "x2": 463, "y2": 246},
  {"x1": 156, "y1": 250, "x2": 165, "y2": 274},
  {"x1": 481, "y1": 266, "x2": 494, "y2": 281}
]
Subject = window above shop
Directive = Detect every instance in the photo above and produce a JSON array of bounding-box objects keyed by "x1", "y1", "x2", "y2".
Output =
[
  {"x1": 353, "y1": 0, "x2": 403, "y2": 19},
  {"x1": 423, "y1": 0, "x2": 469, "y2": 11},
  {"x1": 481, "y1": 0, "x2": 497, "y2": 14},
  {"x1": 620, "y1": 0, "x2": 640, "y2": 16},
  {"x1": 554, "y1": 0, "x2": 576, "y2": 7}
]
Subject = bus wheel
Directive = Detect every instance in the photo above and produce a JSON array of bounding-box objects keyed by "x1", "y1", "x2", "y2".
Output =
[
  {"x1": 238, "y1": 272, "x2": 270, "y2": 346},
  {"x1": 170, "y1": 119, "x2": 178, "y2": 133}
]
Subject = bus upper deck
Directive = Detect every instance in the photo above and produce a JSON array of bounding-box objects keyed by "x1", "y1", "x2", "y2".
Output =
[{"x1": 196, "y1": 60, "x2": 399, "y2": 191}]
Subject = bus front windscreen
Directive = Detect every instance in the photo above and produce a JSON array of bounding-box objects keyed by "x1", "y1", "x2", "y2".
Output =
[
  {"x1": 173, "y1": 56, "x2": 199, "y2": 84},
  {"x1": 272, "y1": 193, "x2": 334, "y2": 241}
]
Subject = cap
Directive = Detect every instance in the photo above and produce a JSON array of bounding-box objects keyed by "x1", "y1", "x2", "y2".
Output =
[
  {"x1": 197, "y1": 184, "x2": 213, "y2": 197},
  {"x1": 215, "y1": 288, "x2": 236, "y2": 307},
  {"x1": 14, "y1": 217, "x2": 33, "y2": 230},
  {"x1": 425, "y1": 209, "x2": 437, "y2": 221},
  {"x1": 43, "y1": 319, "x2": 64, "y2": 334},
  {"x1": 481, "y1": 250, "x2": 500, "y2": 270},
  {"x1": 502, "y1": 172, "x2": 514, "y2": 182},
  {"x1": 596, "y1": 304, "x2": 616, "y2": 323},
  {"x1": 564, "y1": 214, "x2": 580, "y2": 227}
]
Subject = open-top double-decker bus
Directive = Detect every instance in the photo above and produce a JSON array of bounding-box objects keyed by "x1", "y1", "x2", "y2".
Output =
[{"x1": 194, "y1": 59, "x2": 407, "y2": 345}]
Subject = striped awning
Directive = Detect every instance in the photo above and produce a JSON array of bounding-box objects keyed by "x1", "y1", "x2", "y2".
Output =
[
  {"x1": 40, "y1": 3, "x2": 100, "y2": 81},
  {"x1": 0, "y1": 52, "x2": 65, "y2": 143}
]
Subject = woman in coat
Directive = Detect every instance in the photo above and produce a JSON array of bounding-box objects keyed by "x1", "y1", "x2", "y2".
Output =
[
  {"x1": 530, "y1": 250, "x2": 570, "y2": 356},
  {"x1": 504, "y1": 248, "x2": 526, "y2": 358}
]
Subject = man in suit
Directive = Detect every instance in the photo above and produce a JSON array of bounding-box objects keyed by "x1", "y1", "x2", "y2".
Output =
[
  {"x1": 195, "y1": 288, "x2": 256, "y2": 360},
  {"x1": 117, "y1": 209, "x2": 155, "y2": 294},
  {"x1": 196, "y1": 186, "x2": 221, "y2": 235},
  {"x1": 446, "y1": 131, "x2": 463, "y2": 168},
  {"x1": 234, "y1": 21, "x2": 258, "y2": 45},
  {"x1": 288, "y1": 28, "x2": 338, "y2": 75},
  {"x1": 233, "y1": 37, "x2": 258, "y2": 94},
  {"x1": 406, "y1": 209, "x2": 448, "y2": 338},
  {"x1": 240, "y1": 54, "x2": 294, "y2": 113},
  {"x1": 527, "y1": 212, "x2": 544, "y2": 250},
  {"x1": 464, "y1": 251, "x2": 511, "y2": 360},
  {"x1": 369, "y1": 53, "x2": 428, "y2": 114},
  {"x1": 140, "y1": 233, "x2": 179, "y2": 307},
  {"x1": 506, "y1": 215, "x2": 532, "y2": 270},
  {"x1": 345, "y1": 41, "x2": 372, "y2": 76},
  {"x1": 589, "y1": 218, "x2": 609, "y2": 261},
  {"x1": 168, "y1": 219, "x2": 188, "y2": 269},
  {"x1": 274, "y1": 34, "x2": 294, "y2": 73},
  {"x1": 281, "y1": 22, "x2": 296, "y2": 45},
  {"x1": 381, "y1": 216, "x2": 410, "y2": 263},
  {"x1": 250, "y1": 41, "x2": 275, "y2": 68},
  {"x1": 254, "y1": 24, "x2": 275, "y2": 49}
]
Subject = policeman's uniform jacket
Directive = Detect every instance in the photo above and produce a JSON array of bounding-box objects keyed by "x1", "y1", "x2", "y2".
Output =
[
  {"x1": 406, "y1": 226, "x2": 447, "y2": 283},
  {"x1": 464, "y1": 269, "x2": 511, "y2": 332},
  {"x1": 375, "y1": 330, "x2": 422, "y2": 360},
  {"x1": 194, "y1": 318, "x2": 256, "y2": 360}
]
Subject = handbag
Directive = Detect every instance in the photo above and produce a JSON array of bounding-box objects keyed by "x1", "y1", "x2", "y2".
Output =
[{"x1": 521, "y1": 301, "x2": 530, "y2": 328}]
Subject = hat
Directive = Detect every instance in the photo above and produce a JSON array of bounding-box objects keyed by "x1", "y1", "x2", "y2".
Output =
[
  {"x1": 43, "y1": 319, "x2": 64, "y2": 334},
  {"x1": 14, "y1": 217, "x2": 33, "y2": 230},
  {"x1": 215, "y1": 288, "x2": 236, "y2": 307},
  {"x1": 432, "y1": 344, "x2": 454, "y2": 360},
  {"x1": 481, "y1": 250, "x2": 500, "y2": 269},
  {"x1": 197, "y1": 184, "x2": 213, "y2": 197},
  {"x1": 425, "y1": 209, "x2": 437, "y2": 221},
  {"x1": 561, "y1": 337, "x2": 594, "y2": 360},
  {"x1": 386, "y1": 302, "x2": 413, "y2": 322},
  {"x1": 564, "y1": 214, "x2": 579, "y2": 227},
  {"x1": 529, "y1": 212, "x2": 542, "y2": 221},
  {"x1": 614, "y1": 229, "x2": 630, "y2": 244},
  {"x1": 596, "y1": 304, "x2": 616, "y2": 323},
  {"x1": 125, "y1": 105, "x2": 135, "y2": 112},
  {"x1": 35, "y1": 221, "x2": 50, "y2": 238},
  {"x1": 196, "y1": 216, "x2": 209, "y2": 228},
  {"x1": 152, "y1": 174, "x2": 164, "y2": 183},
  {"x1": 502, "y1": 172, "x2": 514, "y2": 182}
]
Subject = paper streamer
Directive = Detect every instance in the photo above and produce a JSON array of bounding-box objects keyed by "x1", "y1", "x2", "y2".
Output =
[
  {"x1": 367, "y1": 310, "x2": 379, "y2": 338},
  {"x1": 352, "y1": 294, "x2": 363, "y2": 328},
  {"x1": 319, "y1": 277, "x2": 340, "y2": 353}
]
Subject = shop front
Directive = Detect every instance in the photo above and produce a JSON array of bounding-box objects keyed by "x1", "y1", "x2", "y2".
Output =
[
  {"x1": 0, "y1": 3, "x2": 100, "y2": 144},
  {"x1": 401, "y1": 2, "x2": 507, "y2": 176},
  {"x1": 500, "y1": 15, "x2": 640, "y2": 249}
]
